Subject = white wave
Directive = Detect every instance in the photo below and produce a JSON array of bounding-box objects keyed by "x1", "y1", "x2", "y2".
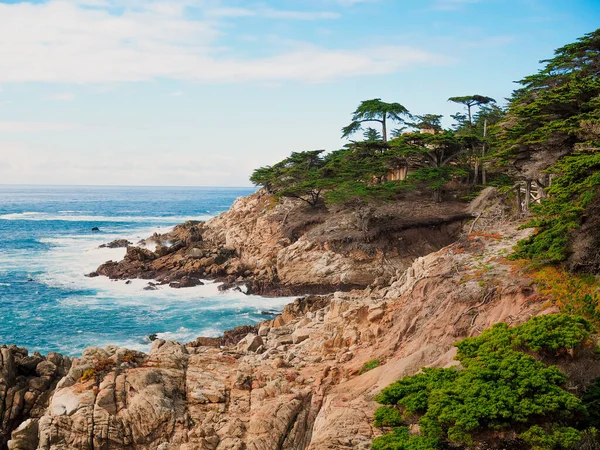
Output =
[
  {"x1": 0, "y1": 212, "x2": 212, "y2": 223},
  {"x1": 0, "y1": 283, "x2": 10, "y2": 287},
  {"x1": 1, "y1": 208, "x2": 295, "y2": 355}
]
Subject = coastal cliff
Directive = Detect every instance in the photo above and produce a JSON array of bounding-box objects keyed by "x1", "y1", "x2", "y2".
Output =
[
  {"x1": 3, "y1": 190, "x2": 561, "y2": 449},
  {"x1": 93, "y1": 190, "x2": 471, "y2": 295}
]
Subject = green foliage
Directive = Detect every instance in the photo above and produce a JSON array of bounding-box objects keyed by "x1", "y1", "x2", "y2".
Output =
[
  {"x1": 360, "y1": 359, "x2": 381, "y2": 374},
  {"x1": 371, "y1": 427, "x2": 439, "y2": 450},
  {"x1": 374, "y1": 406, "x2": 404, "y2": 428},
  {"x1": 389, "y1": 131, "x2": 472, "y2": 201},
  {"x1": 521, "y1": 426, "x2": 582, "y2": 450},
  {"x1": 512, "y1": 151, "x2": 600, "y2": 263},
  {"x1": 407, "y1": 114, "x2": 443, "y2": 132},
  {"x1": 249, "y1": 150, "x2": 332, "y2": 207},
  {"x1": 364, "y1": 127, "x2": 383, "y2": 142},
  {"x1": 583, "y1": 379, "x2": 600, "y2": 427},
  {"x1": 373, "y1": 315, "x2": 593, "y2": 450},
  {"x1": 375, "y1": 368, "x2": 459, "y2": 414},
  {"x1": 456, "y1": 314, "x2": 592, "y2": 357},
  {"x1": 499, "y1": 29, "x2": 600, "y2": 263},
  {"x1": 342, "y1": 98, "x2": 411, "y2": 143}
]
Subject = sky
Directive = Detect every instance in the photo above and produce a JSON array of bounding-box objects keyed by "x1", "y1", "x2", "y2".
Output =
[{"x1": 0, "y1": 0, "x2": 599, "y2": 186}]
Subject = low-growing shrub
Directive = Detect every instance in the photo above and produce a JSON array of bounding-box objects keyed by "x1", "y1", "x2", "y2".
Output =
[
  {"x1": 371, "y1": 427, "x2": 439, "y2": 450},
  {"x1": 360, "y1": 359, "x2": 381, "y2": 374},
  {"x1": 374, "y1": 406, "x2": 404, "y2": 428},
  {"x1": 372, "y1": 314, "x2": 594, "y2": 450}
]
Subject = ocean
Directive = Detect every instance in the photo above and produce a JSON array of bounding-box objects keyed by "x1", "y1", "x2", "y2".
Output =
[{"x1": 0, "y1": 185, "x2": 292, "y2": 356}]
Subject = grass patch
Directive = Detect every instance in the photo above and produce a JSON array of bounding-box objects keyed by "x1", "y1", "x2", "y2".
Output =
[{"x1": 360, "y1": 359, "x2": 381, "y2": 374}]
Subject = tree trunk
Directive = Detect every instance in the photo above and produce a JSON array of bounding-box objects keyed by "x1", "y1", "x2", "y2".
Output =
[
  {"x1": 433, "y1": 187, "x2": 443, "y2": 203},
  {"x1": 516, "y1": 185, "x2": 523, "y2": 216},
  {"x1": 524, "y1": 180, "x2": 531, "y2": 212},
  {"x1": 467, "y1": 105, "x2": 473, "y2": 128},
  {"x1": 482, "y1": 119, "x2": 488, "y2": 185},
  {"x1": 382, "y1": 116, "x2": 388, "y2": 144}
]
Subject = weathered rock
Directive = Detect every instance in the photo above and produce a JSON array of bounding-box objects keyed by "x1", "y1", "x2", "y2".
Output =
[
  {"x1": 222, "y1": 325, "x2": 258, "y2": 346},
  {"x1": 99, "y1": 239, "x2": 132, "y2": 249},
  {"x1": 292, "y1": 328, "x2": 311, "y2": 344},
  {"x1": 367, "y1": 307, "x2": 385, "y2": 322},
  {"x1": 0, "y1": 346, "x2": 70, "y2": 448},
  {"x1": 189, "y1": 337, "x2": 221, "y2": 348},
  {"x1": 92, "y1": 190, "x2": 470, "y2": 295},
  {"x1": 239, "y1": 334, "x2": 263, "y2": 353},
  {"x1": 4, "y1": 202, "x2": 563, "y2": 450}
]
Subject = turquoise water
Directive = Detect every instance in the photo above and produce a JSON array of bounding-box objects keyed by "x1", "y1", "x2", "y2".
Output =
[{"x1": 0, "y1": 186, "x2": 291, "y2": 356}]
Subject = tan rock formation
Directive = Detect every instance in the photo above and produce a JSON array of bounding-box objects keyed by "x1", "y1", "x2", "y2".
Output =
[
  {"x1": 7, "y1": 222, "x2": 553, "y2": 450},
  {"x1": 94, "y1": 190, "x2": 471, "y2": 294}
]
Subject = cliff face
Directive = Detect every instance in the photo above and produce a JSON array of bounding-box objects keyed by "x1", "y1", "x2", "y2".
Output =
[
  {"x1": 0, "y1": 348, "x2": 71, "y2": 449},
  {"x1": 5, "y1": 218, "x2": 554, "y2": 450},
  {"x1": 94, "y1": 190, "x2": 471, "y2": 294}
]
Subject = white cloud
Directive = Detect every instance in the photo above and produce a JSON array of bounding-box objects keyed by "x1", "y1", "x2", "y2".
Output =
[
  {"x1": 0, "y1": 0, "x2": 447, "y2": 84},
  {"x1": 45, "y1": 92, "x2": 77, "y2": 101},
  {"x1": 206, "y1": 7, "x2": 340, "y2": 20}
]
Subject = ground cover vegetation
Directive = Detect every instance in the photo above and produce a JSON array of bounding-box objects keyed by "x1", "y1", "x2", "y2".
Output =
[{"x1": 372, "y1": 314, "x2": 600, "y2": 449}]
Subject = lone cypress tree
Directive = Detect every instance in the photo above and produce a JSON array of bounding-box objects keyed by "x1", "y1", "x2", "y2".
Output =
[{"x1": 342, "y1": 98, "x2": 411, "y2": 144}]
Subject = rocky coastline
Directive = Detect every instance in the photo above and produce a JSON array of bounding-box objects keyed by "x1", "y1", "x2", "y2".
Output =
[
  {"x1": 89, "y1": 190, "x2": 472, "y2": 296},
  {"x1": 1, "y1": 189, "x2": 555, "y2": 449}
]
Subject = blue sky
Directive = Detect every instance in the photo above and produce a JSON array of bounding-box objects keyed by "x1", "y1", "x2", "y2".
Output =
[{"x1": 0, "y1": 0, "x2": 598, "y2": 186}]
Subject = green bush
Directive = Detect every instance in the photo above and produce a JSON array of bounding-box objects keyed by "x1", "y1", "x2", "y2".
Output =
[
  {"x1": 371, "y1": 427, "x2": 439, "y2": 450},
  {"x1": 521, "y1": 425, "x2": 582, "y2": 450},
  {"x1": 583, "y1": 379, "x2": 600, "y2": 427},
  {"x1": 374, "y1": 406, "x2": 404, "y2": 428},
  {"x1": 455, "y1": 314, "x2": 592, "y2": 359},
  {"x1": 372, "y1": 314, "x2": 594, "y2": 450}
]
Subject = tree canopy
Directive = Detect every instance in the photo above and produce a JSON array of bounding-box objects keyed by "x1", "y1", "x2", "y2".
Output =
[
  {"x1": 497, "y1": 28, "x2": 600, "y2": 266},
  {"x1": 342, "y1": 98, "x2": 412, "y2": 144}
]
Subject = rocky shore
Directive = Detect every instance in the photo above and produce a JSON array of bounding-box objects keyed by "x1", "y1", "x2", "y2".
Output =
[
  {"x1": 90, "y1": 190, "x2": 472, "y2": 296},
  {"x1": 1, "y1": 190, "x2": 556, "y2": 449}
]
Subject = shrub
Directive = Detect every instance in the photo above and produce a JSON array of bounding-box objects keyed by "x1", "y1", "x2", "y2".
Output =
[
  {"x1": 521, "y1": 425, "x2": 582, "y2": 450},
  {"x1": 360, "y1": 359, "x2": 381, "y2": 374},
  {"x1": 80, "y1": 368, "x2": 97, "y2": 382},
  {"x1": 528, "y1": 266, "x2": 600, "y2": 329},
  {"x1": 371, "y1": 427, "x2": 439, "y2": 450},
  {"x1": 583, "y1": 379, "x2": 600, "y2": 427},
  {"x1": 80, "y1": 358, "x2": 116, "y2": 383},
  {"x1": 374, "y1": 406, "x2": 404, "y2": 428},
  {"x1": 372, "y1": 314, "x2": 593, "y2": 449}
]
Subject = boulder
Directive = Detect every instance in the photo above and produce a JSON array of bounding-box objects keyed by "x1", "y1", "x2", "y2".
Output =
[
  {"x1": 239, "y1": 334, "x2": 263, "y2": 353},
  {"x1": 99, "y1": 239, "x2": 132, "y2": 249},
  {"x1": 292, "y1": 328, "x2": 310, "y2": 344},
  {"x1": 367, "y1": 307, "x2": 385, "y2": 322}
]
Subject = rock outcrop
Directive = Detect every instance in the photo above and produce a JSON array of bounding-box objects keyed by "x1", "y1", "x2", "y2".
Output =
[
  {"x1": 95, "y1": 191, "x2": 472, "y2": 294},
  {"x1": 0, "y1": 346, "x2": 70, "y2": 449},
  {"x1": 6, "y1": 222, "x2": 554, "y2": 450}
]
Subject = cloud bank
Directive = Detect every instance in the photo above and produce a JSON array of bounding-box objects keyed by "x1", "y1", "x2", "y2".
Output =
[{"x1": 0, "y1": 0, "x2": 447, "y2": 84}]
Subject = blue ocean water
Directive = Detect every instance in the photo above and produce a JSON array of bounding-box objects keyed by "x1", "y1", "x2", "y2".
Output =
[{"x1": 0, "y1": 185, "x2": 291, "y2": 356}]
